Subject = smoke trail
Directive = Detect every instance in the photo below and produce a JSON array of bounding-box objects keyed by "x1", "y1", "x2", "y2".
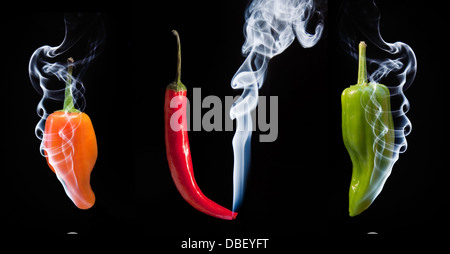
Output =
[
  {"x1": 339, "y1": 0, "x2": 417, "y2": 206},
  {"x1": 231, "y1": 0, "x2": 325, "y2": 212},
  {"x1": 29, "y1": 13, "x2": 105, "y2": 155},
  {"x1": 28, "y1": 13, "x2": 104, "y2": 208}
]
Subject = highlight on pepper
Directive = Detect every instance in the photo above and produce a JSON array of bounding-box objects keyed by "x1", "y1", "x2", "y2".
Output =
[
  {"x1": 341, "y1": 41, "x2": 395, "y2": 217},
  {"x1": 28, "y1": 14, "x2": 104, "y2": 209},
  {"x1": 338, "y1": 0, "x2": 418, "y2": 217},
  {"x1": 164, "y1": 30, "x2": 237, "y2": 220},
  {"x1": 41, "y1": 58, "x2": 97, "y2": 209}
]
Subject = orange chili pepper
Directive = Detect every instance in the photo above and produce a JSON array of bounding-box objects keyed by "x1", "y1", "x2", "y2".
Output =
[{"x1": 42, "y1": 58, "x2": 97, "y2": 209}]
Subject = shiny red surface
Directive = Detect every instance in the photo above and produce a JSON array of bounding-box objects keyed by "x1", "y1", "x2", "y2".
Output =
[{"x1": 164, "y1": 89, "x2": 237, "y2": 220}]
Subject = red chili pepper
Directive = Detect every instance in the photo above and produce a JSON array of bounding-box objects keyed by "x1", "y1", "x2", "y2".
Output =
[{"x1": 164, "y1": 30, "x2": 237, "y2": 220}]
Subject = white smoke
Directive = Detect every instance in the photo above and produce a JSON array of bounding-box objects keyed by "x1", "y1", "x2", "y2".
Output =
[
  {"x1": 29, "y1": 13, "x2": 105, "y2": 155},
  {"x1": 339, "y1": 0, "x2": 417, "y2": 210},
  {"x1": 230, "y1": 0, "x2": 325, "y2": 211},
  {"x1": 28, "y1": 13, "x2": 104, "y2": 208}
]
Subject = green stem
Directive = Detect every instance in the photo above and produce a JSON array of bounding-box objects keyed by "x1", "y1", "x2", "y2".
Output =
[
  {"x1": 172, "y1": 30, "x2": 182, "y2": 85},
  {"x1": 63, "y1": 57, "x2": 80, "y2": 113},
  {"x1": 357, "y1": 41, "x2": 368, "y2": 85}
]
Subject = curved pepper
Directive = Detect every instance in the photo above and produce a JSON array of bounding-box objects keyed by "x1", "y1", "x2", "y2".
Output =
[
  {"x1": 341, "y1": 42, "x2": 395, "y2": 217},
  {"x1": 164, "y1": 30, "x2": 236, "y2": 220},
  {"x1": 43, "y1": 58, "x2": 97, "y2": 209}
]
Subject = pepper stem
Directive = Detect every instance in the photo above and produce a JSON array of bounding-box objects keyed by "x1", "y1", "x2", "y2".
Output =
[
  {"x1": 172, "y1": 30, "x2": 182, "y2": 85},
  {"x1": 357, "y1": 41, "x2": 368, "y2": 85},
  {"x1": 63, "y1": 57, "x2": 80, "y2": 113}
]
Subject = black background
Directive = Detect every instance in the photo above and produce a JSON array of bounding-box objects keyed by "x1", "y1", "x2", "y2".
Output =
[{"x1": 1, "y1": 0, "x2": 448, "y2": 247}]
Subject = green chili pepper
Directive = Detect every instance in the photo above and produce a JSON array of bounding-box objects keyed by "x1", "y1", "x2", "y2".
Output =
[{"x1": 341, "y1": 41, "x2": 395, "y2": 217}]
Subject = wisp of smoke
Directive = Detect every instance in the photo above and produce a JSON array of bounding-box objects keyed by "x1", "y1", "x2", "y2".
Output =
[
  {"x1": 230, "y1": 0, "x2": 325, "y2": 212},
  {"x1": 29, "y1": 13, "x2": 105, "y2": 156},
  {"x1": 28, "y1": 13, "x2": 105, "y2": 207},
  {"x1": 339, "y1": 0, "x2": 417, "y2": 206}
]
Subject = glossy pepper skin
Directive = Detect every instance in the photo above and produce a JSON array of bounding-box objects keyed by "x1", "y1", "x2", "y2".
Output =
[
  {"x1": 164, "y1": 30, "x2": 236, "y2": 220},
  {"x1": 43, "y1": 58, "x2": 97, "y2": 209},
  {"x1": 341, "y1": 42, "x2": 395, "y2": 217},
  {"x1": 44, "y1": 111, "x2": 97, "y2": 209}
]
